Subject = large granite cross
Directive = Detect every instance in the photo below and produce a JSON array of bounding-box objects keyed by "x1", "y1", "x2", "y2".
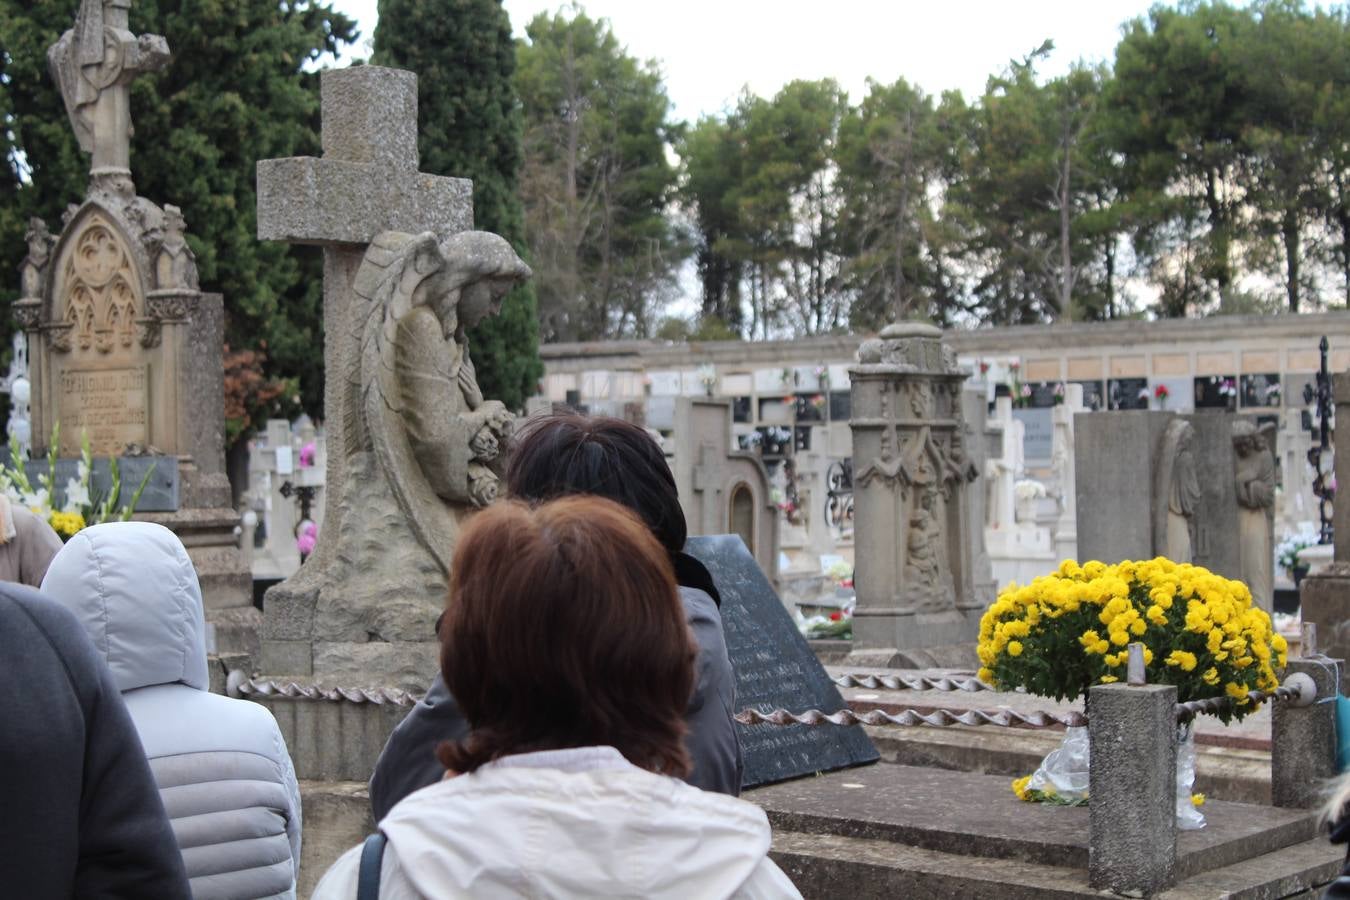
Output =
[{"x1": 257, "y1": 66, "x2": 472, "y2": 570}]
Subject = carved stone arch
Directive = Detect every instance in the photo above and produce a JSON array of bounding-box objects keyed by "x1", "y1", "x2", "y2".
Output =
[
  {"x1": 46, "y1": 203, "x2": 149, "y2": 356},
  {"x1": 728, "y1": 480, "x2": 756, "y2": 558}
]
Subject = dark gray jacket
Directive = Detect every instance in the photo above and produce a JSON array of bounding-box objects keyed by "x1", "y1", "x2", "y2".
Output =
[
  {"x1": 370, "y1": 573, "x2": 742, "y2": 820},
  {"x1": 0, "y1": 583, "x2": 190, "y2": 899}
]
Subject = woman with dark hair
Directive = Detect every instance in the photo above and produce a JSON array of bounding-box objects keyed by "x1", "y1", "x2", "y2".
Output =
[
  {"x1": 313, "y1": 498, "x2": 798, "y2": 898},
  {"x1": 369, "y1": 413, "x2": 742, "y2": 818}
]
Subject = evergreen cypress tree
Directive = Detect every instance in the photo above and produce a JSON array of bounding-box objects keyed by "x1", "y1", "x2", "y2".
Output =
[{"x1": 373, "y1": 0, "x2": 542, "y2": 410}]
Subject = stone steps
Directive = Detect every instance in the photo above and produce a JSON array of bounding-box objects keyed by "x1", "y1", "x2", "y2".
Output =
[
  {"x1": 770, "y1": 830, "x2": 1341, "y2": 900},
  {"x1": 746, "y1": 763, "x2": 1332, "y2": 897},
  {"x1": 865, "y1": 724, "x2": 1274, "y2": 804}
]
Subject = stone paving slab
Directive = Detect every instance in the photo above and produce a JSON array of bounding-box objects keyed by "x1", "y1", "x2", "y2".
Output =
[
  {"x1": 771, "y1": 829, "x2": 1340, "y2": 900},
  {"x1": 747, "y1": 763, "x2": 1316, "y2": 878},
  {"x1": 829, "y1": 665, "x2": 1274, "y2": 750}
]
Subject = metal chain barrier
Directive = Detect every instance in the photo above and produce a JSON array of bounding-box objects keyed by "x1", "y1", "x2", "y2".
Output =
[
  {"x1": 832, "y1": 673, "x2": 994, "y2": 693},
  {"x1": 229, "y1": 676, "x2": 421, "y2": 708},
  {"x1": 1175, "y1": 672, "x2": 1318, "y2": 722},
  {"x1": 736, "y1": 706, "x2": 1086, "y2": 729}
]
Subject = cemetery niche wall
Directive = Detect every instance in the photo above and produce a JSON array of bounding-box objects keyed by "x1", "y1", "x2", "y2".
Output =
[{"x1": 15, "y1": 0, "x2": 251, "y2": 644}]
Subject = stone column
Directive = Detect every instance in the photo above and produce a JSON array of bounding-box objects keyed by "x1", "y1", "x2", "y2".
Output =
[
  {"x1": 1088, "y1": 682, "x2": 1178, "y2": 895},
  {"x1": 1272, "y1": 656, "x2": 1341, "y2": 807},
  {"x1": 847, "y1": 323, "x2": 979, "y2": 658}
]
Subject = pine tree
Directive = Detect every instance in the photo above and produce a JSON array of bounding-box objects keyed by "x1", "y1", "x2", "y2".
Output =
[
  {"x1": 373, "y1": 0, "x2": 541, "y2": 410},
  {"x1": 1, "y1": 1, "x2": 356, "y2": 420}
]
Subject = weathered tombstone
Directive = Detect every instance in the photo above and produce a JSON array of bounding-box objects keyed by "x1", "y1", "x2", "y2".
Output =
[
  {"x1": 17, "y1": 0, "x2": 250, "y2": 641},
  {"x1": 256, "y1": 66, "x2": 531, "y2": 690},
  {"x1": 1184, "y1": 412, "x2": 1241, "y2": 580},
  {"x1": 671, "y1": 398, "x2": 780, "y2": 582},
  {"x1": 1075, "y1": 411, "x2": 1180, "y2": 562},
  {"x1": 685, "y1": 534, "x2": 878, "y2": 787},
  {"x1": 847, "y1": 323, "x2": 983, "y2": 657}
]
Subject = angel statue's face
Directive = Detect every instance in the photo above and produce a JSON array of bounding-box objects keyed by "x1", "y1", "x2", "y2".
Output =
[{"x1": 459, "y1": 278, "x2": 510, "y2": 330}]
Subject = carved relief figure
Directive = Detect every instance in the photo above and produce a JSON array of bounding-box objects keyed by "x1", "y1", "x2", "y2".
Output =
[
  {"x1": 1233, "y1": 421, "x2": 1276, "y2": 613},
  {"x1": 1167, "y1": 422, "x2": 1201, "y2": 563},
  {"x1": 47, "y1": 0, "x2": 169, "y2": 177},
  {"x1": 154, "y1": 205, "x2": 198, "y2": 290},
  {"x1": 904, "y1": 487, "x2": 955, "y2": 611},
  {"x1": 348, "y1": 230, "x2": 530, "y2": 577}
]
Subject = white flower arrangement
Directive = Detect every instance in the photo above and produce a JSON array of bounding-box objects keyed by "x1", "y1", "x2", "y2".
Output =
[{"x1": 1014, "y1": 479, "x2": 1047, "y2": 502}]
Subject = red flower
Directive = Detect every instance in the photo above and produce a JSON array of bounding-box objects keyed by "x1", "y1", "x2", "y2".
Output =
[{"x1": 829, "y1": 611, "x2": 843, "y2": 621}]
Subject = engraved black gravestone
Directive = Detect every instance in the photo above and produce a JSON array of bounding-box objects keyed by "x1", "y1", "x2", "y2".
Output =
[{"x1": 685, "y1": 534, "x2": 879, "y2": 788}]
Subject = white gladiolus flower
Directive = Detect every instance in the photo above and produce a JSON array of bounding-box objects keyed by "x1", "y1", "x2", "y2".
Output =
[{"x1": 63, "y1": 477, "x2": 90, "y2": 514}]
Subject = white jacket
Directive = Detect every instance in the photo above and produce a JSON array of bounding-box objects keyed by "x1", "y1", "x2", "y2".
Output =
[
  {"x1": 313, "y1": 746, "x2": 800, "y2": 899},
  {"x1": 42, "y1": 521, "x2": 302, "y2": 900}
]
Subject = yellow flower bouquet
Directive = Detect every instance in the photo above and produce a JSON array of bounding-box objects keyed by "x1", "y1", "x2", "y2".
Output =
[{"x1": 977, "y1": 558, "x2": 1287, "y2": 724}]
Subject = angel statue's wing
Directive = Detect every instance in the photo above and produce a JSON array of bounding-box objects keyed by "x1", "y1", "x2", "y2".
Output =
[{"x1": 349, "y1": 231, "x2": 458, "y2": 575}]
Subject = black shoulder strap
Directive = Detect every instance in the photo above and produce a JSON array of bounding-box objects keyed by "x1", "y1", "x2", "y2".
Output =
[{"x1": 357, "y1": 832, "x2": 387, "y2": 900}]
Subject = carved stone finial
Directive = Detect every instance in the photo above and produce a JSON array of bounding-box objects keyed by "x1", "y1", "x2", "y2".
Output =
[
  {"x1": 19, "y1": 218, "x2": 55, "y2": 299},
  {"x1": 155, "y1": 204, "x2": 198, "y2": 290}
]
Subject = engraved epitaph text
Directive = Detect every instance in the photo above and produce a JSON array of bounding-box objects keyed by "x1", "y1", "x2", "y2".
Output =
[{"x1": 58, "y1": 366, "x2": 148, "y2": 454}]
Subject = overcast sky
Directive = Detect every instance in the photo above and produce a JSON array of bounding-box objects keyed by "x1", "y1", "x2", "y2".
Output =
[{"x1": 328, "y1": 0, "x2": 1157, "y2": 120}]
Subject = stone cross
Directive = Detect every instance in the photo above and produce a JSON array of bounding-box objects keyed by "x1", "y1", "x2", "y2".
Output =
[
  {"x1": 48, "y1": 0, "x2": 170, "y2": 178},
  {"x1": 256, "y1": 66, "x2": 471, "y2": 572}
]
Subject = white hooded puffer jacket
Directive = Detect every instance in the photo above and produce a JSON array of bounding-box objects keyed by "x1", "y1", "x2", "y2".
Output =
[
  {"x1": 313, "y1": 746, "x2": 801, "y2": 899},
  {"x1": 42, "y1": 522, "x2": 301, "y2": 900}
]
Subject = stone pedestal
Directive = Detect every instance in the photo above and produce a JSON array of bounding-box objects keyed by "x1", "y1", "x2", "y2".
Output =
[
  {"x1": 847, "y1": 323, "x2": 981, "y2": 656},
  {"x1": 1299, "y1": 566, "x2": 1350, "y2": 695},
  {"x1": 1088, "y1": 682, "x2": 1178, "y2": 895},
  {"x1": 1272, "y1": 656, "x2": 1341, "y2": 808}
]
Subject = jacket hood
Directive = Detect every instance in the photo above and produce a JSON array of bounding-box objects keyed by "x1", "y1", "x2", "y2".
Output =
[
  {"x1": 41, "y1": 521, "x2": 208, "y2": 693},
  {"x1": 381, "y1": 747, "x2": 773, "y2": 898}
]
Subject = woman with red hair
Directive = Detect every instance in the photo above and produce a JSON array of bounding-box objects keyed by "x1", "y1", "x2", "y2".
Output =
[{"x1": 313, "y1": 496, "x2": 798, "y2": 898}]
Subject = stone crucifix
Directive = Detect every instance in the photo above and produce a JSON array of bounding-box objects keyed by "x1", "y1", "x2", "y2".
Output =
[
  {"x1": 48, "y1": 0, "x2": 169, "y2": 179},
  {"x1": 256, "y1": 65, "x2": 471, "y2": 576}
]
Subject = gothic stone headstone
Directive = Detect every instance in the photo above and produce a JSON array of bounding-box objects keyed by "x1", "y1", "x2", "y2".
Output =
[
  {"x1": 256, "y1": 65, "x2": 485, "y2": 690},
  {"x1": 847, "y1": 323, "x2": 983, "y2": 656},
  {"x1": 672, "y1": 398, "x2": 779, "y2": 582},
  {"x1": 17, "y1": 0, "x2": 249, "y2": 637},
  {"x1": 685, "y1": 534, "x2": 878, "y2": 787}
]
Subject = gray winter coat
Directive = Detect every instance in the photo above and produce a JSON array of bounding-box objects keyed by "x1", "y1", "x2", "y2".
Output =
[
  {"x1": 42, "y1": 522, "x2": 302, "y2": 899},
  {"x1": 369, "y1": 576, "x2": 743, "y2": 821},
  {"x1": 0, "y1": 583, "x2": 190, "y2": 899}
]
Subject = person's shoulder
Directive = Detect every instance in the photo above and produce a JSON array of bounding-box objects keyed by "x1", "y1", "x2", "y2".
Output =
[
  {"x1": 678, "y1": 584, "x2": 721, "y2": 619},
  {"x1": 0, "y1": 583, "x2": 81, "y2": 652}
]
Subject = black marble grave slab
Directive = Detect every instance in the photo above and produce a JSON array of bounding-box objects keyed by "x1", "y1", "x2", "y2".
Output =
[{"x1": 685, "y1": 534, "x2": 879, "y2": 789}]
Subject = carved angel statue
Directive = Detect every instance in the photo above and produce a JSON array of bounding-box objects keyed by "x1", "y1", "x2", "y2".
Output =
[
  {"x1": 346, "y1": 230, "x2": 530, "y2": 578},
  {"x1": 1233, "y1": 420, "x2": 1276, "y2": 614}
]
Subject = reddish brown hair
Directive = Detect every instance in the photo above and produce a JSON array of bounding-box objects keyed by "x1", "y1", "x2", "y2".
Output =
[{"x1": 437, "y1": 496, "x2": 694, "y2": 776}]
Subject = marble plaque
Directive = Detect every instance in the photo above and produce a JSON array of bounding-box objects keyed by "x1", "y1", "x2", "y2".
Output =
[{"x1": 57, "y1": 365, "x2": 149, "y2": 455}]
